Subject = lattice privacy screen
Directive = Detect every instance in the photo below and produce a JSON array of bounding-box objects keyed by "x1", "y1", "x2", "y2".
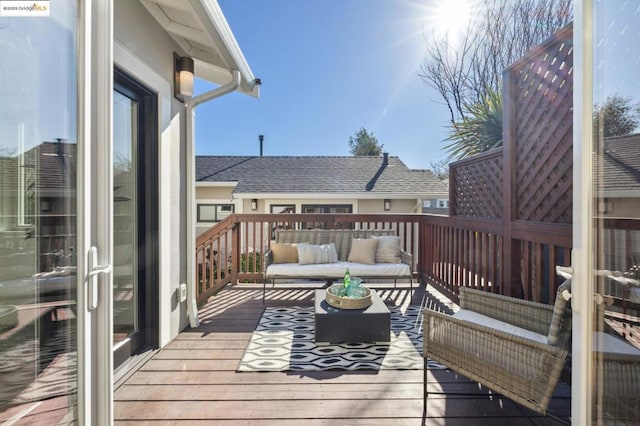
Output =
[
  {"x1": 450, "y1": 150, "x2": 503, "y2": 218},
  {"x1": 512, "y1": 30, "x2": 573, "y2": 224},
  {"x1": 449, "y1": 26, "x2": 573, "y2": 225}
]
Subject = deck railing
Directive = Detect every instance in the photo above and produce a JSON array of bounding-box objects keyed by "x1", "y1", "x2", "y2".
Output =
[
  {"x1": 195, "y1": 214, "x2": 422, "y2": 304},
  {"x1": 195, "y1": 213, "x2": 640, "y2": 306}
]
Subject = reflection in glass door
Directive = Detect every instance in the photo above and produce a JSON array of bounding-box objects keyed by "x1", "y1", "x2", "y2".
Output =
[
  {"x1": 112, "y1": 68, "x2": 158, "y2": 370},
  {"x1": 0, "y1": 2, "x2": 78, "y2": 423},
  {"x1": 113, "y1": 90, "x2": 138, "y2": 349},
  {"x1": 590, "y1": 2, "x2": 640, "y2": 424}
]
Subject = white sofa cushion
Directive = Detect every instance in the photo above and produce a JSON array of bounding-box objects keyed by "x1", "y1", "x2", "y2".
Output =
[
  {"x1": 452, "y1": 309, "x2": 548, "y2": 344},
  {"x1": 265, "y1": 261, "x2": 410, "y2": 279}
]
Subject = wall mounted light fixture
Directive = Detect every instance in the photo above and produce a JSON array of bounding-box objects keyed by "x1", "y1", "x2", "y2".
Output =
[
  {"x1": 251, "y1": 199, "x2": 258, "y2": 211},
  {"x1": 384, "y1": 199, "x2": 391, "y2": 211},
  {"x1": 174, "y1": 52, "x2": 194, "y2": 101}
]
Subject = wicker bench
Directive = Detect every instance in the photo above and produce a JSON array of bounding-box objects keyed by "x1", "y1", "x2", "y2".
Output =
[{"x1": 263, "y1": 229, "x2": 413, "y2": 302}]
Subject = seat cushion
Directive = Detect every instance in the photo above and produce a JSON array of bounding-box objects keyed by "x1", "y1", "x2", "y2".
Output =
[
  {"x1": 452, "y1": 309, "x2": 548, "y2": 344},
  {"x1": 265, "y1": 261, "x2": 410, "y2": 279}
]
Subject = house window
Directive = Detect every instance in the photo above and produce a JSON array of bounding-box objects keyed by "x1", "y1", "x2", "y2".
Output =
[
  {"x1": 301, "y1": 204, "x2": 352, "y2": 214},
  {"x1": 301, "y1": 204, "x2": 353, "y2": 229},
  {"x1": 437, "y1": 199, "x2": 449, "y2": 208},
  {"x1": 197, "y1": 204, "x2": 234, "y2": 222},
  {"x1": 270, "y1": 204, "x2": 296, "y2": 239},
  {"x1": 423, "y1": 200, "x2": 432, "y2": 208},
  {"x1": 270, "y1": 204, "x2": 296, "y2": 214}
]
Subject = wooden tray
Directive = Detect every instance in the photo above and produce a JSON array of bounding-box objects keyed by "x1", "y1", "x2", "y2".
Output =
[{"x1": 325, "y1": 285, "x2": 372, "y2": 309}]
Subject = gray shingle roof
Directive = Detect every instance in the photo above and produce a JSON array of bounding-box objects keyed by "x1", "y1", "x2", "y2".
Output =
[
  {"x1": 600, "y1": 133, "x2": 640, "y2": 192},
  {"x1": 196, "y1": 155, "x2": 448, "y2": 195}
]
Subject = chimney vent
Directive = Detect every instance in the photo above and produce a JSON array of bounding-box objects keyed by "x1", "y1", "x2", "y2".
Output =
[
  {"x1": 382, "y1": 152, "x2": 388, "y2": 165},
  {"x1": 259, "y1": 135, "x2": 264, "y2": 156}
]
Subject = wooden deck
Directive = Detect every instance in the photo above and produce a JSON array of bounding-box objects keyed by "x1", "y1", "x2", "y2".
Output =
[{"x1": 114, "y1": 282, "x2": 571, "y2": 425}]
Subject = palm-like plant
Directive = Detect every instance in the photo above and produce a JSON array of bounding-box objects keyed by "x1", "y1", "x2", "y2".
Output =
[{"x1": 443, "y1": 89, "x2": 503, "y2": 161}]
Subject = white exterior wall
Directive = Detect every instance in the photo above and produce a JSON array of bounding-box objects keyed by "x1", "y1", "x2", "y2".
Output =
[{"x1": 114, "y1": 0, "x2": 189, "y2": 345}]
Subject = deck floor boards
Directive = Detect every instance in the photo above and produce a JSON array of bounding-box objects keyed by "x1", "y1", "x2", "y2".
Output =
[{"x1": 114, "y1": 282, "x2": 571, "y2": 425}]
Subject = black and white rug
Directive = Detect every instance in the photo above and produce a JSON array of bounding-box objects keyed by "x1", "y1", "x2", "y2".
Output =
[{"x1": 237, "y1": 305, "x2": 445, "y2": 372}]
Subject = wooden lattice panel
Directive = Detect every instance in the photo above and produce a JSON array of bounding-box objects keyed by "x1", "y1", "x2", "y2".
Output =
[
  {"x1": 450, "y1": 149, "x2": 503, "y2": 218},
  {"x1": 512, "y1": 30, "x2": 573, "y2": 224}
]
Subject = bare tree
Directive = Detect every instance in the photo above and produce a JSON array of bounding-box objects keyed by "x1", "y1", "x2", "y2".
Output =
[
  {"x1": 420, "y1": 0, "x2": 573, "y2": 127},
  {"x1": 429, "y1": 159, "x2": 450, "y2": 181}
]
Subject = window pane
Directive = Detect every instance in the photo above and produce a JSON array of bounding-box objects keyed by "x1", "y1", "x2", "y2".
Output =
[
  {"x1": 216, "y1": 204, "x2": 233, "y2": 221},
  {"x1": 271, "y1": 205, "x2": 295, "y2": 214},
  {"x1": 198, "y1": 205, "x2": 217, "y2": 221}
]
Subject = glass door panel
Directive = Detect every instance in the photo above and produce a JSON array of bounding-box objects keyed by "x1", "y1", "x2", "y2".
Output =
[
  {"x1": 112, "y1": 68, "x2": 158, "y2": 371},
  {"x1": 113, "y1": 91, "x2": 138, "y2": 347},
  {"x1": 591, "y1": 1, "x2": 640, "y2": 423},
  {"x1": 0, "y1": 1, "x2": 78, "y2": 423}
]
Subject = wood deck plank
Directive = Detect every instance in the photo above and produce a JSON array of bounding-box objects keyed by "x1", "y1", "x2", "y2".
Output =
[{"x1": 114, "y1": 284, "x2": 570, "y2": 424}]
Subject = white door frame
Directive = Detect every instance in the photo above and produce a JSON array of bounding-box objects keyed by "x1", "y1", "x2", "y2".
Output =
[
  {"x1": 77, "y1": 0, "x2": 114, "y2": 424},
  {"x1": 572, "y1": 1, "x2": 594, "y2": 424}
]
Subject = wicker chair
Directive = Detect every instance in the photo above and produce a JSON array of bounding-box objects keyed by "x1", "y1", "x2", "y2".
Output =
[{"x1": 423, "y1": 281, "x2": 572, "y2": 417}]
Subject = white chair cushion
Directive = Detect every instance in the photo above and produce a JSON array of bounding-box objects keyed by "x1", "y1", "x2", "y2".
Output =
[
  {"x1": 265, "y1": 261, "x2": 409, "y2": 278},
  {"x1": 452, "y1": 309, "x2": 548, "y2": 344}
]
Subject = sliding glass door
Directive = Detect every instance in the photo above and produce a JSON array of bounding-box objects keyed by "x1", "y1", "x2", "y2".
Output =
[
  {"x1": 0, "y1": 2, "x2": 79, "y2": 423},
  {"x1": 575, "y1": 2, "x2": 640, "y2": 424}
]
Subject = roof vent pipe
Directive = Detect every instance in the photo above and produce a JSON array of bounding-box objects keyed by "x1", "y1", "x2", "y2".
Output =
[
  {"x1": 259, "y1": 134, "x2": 264, "y2": 156},
  {"x1": 382, "y1": 152, "x2": 388, "y2": 166}
]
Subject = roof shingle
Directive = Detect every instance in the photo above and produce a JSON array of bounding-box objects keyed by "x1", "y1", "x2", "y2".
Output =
[{"x1": 196, "y1": 155, "x2": 448, "y2": 195}]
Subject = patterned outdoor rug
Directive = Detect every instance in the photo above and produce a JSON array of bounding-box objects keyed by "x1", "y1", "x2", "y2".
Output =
[{"x1": 237, "y1": 305, "x2": 445, "y2": 372}]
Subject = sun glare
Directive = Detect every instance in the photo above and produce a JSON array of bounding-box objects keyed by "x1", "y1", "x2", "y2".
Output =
[{"x1": 431, "y1": 0, "x2": 473, "y2": 41}]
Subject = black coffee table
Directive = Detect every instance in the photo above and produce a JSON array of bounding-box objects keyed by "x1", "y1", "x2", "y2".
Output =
[{"x1": 314, "y1": 289, "x2": 390, "y2": 344}]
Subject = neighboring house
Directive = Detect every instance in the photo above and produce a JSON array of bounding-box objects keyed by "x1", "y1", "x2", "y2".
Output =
[
  {"x1": 195, "y1": 153, "x2": 449, "y2": 235},
  {"x1": 598, "y1": 133, "x2": 640, "y2": 270},
  {"x1": 600, "y1": 133, "x2": 640, "y2": 219},
  {"x1": 0, "y1": 141, "x2": 77, "y2": 280}
]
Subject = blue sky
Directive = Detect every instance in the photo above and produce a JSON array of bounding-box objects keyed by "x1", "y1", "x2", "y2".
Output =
[{"x1": 194, "y1": 0, "x2": 452, "y2": 170}]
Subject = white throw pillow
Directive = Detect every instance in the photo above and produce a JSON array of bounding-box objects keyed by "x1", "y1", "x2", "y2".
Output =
[
  {"x1": 297, "y1": 243, "x2": 338, "y2": 265},
  {"x1": 320, "y1": 243, "x2": 339, "y2": 263},
  {"x1": 296, "y1": 243, "x2": 316, "y2": 265},
  {"x1": 373, "y1": 235, "x2": 401, "y2": 263}
]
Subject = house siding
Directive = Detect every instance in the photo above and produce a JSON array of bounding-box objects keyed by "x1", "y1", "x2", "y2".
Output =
[
  {"x1": 607, "y1": 197, "x2": 640, "y2": 219},
  {"x1": 358, "y1": 199, "x2": 418, "y2": 213},
  {"x1": 197, "y1": 186, "x2": 235, "y2": 200},
  {"x1": 114, "y1": 0, "x2": 189, "y2": 343}
]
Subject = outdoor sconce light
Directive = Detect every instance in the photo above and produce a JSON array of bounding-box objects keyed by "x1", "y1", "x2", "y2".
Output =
[
  {"x1": 384, "y1": 199, "x2": 391, "y2": 211},
  {"x1": 251, "y1": 199, "x2": 258, "y2": 211},
  {"x1": 174, "y1": 52, "x2": 194, "y2": 101}
]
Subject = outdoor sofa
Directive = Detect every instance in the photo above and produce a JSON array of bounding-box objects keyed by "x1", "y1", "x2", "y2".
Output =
[{"x1": 263, "y1": 229, "x2": 413, "y2": 302}]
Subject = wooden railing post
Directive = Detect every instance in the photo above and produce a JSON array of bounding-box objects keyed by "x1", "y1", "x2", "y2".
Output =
[
  {"x1": 231, "y1": 223, "x2": 240, "y2": 285},
  {"x1": 502, "y1": 66, "x2": 518, "y2": 297}
]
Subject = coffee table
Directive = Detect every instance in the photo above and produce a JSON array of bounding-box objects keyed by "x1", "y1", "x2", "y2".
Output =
[{"x1": 314, "y1": 288, "x2": 390, "y2": 344}]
